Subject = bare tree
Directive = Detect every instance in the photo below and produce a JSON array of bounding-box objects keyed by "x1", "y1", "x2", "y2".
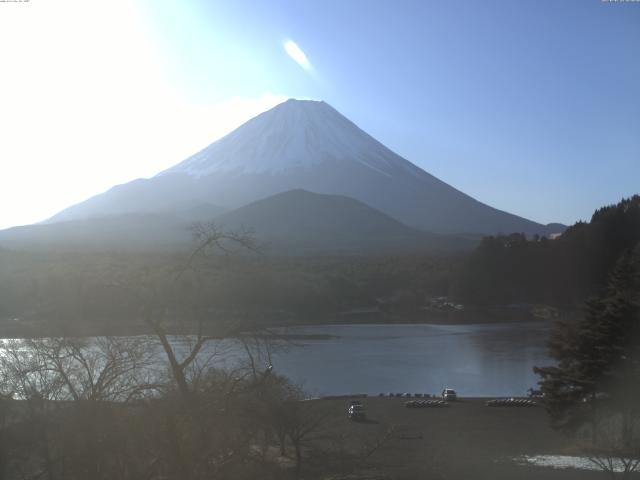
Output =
[
  {"x1": 141, "y1": 221, "x2": 258, "y2": 401},
  {"x1": 0, "y1": 336, "x2": 158, "y2": 480},
  {"x1": 583, "y1": 414, "x2": 640, "y2": 479},
  {"x1": 122, "y1": 222, "x2": 266, "y2": 480},
  {"x1": 281, "y1": 395, "x2": 332, "y2": 477},
  {"x1": 0, "y1": 223, "x2": 306, "y2": 480}
]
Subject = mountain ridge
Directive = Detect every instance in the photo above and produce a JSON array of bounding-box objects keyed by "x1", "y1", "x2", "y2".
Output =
[
  {"x1": 214, "y1": 189, "x2": 474, "y2": 253},
  {"x1": 46, "y1": 98, "x2": 564, "y2": 236},
  {"x1": 0, "y1": 189, "x2": 476, "y2": 254}
]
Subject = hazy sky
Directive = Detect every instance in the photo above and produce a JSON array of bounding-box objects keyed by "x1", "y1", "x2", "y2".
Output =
[{"x1": 0, "y1": 0, "x2": 638, "y2": 229}]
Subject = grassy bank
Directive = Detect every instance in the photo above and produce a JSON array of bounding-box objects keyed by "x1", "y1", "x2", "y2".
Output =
[{"x1": 300, "y1": 396, "x2": 623, "y2": 479}]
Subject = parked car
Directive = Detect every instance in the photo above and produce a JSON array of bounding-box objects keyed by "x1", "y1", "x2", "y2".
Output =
[
  {"x1": 527, "y1": 388, "x2": 544, "y2": 398},
  {"x1": 348, "y1": 404, "x2": 365, "y2": 421},
  {"x1": 581, "y1": 392, "x2": 610, "y2": 403},
  {"x1": 442, "y1": 388, "x2": 457, "y2": 401}
]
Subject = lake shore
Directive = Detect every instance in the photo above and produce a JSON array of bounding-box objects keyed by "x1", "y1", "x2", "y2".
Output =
[
  {"x1": 302, "y1": 396, "x2": 615, "y2": 479},
  {"x1": 0, "y1": 301, "x2": 573, "y2": 339}
]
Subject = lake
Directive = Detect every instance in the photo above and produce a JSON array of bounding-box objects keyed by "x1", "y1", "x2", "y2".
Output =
[
  {"x1": 1, "y1": 322, "x2": 553, "y2": 398},
  {"x1": 254, "y1": 322, "x2": 553, "y2": 397}
]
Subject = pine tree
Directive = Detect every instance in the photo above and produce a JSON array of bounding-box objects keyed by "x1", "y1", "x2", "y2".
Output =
[{"x1": 534, "y1": 247, "x2": 640, "y2": 447}]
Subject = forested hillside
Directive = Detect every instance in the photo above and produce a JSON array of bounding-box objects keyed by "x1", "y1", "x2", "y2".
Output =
[
  {"x1": 454, "y1": 196, "x2": 640, "y2": 305},
  {"x1": 2, "y1": 196, "x2": 637, "y2": 336},
  {"x1": 0, "y1": 249, "x2": 459, "y2": 336}
]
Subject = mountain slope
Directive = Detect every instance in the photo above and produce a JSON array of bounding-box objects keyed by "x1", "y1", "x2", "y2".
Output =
[
  {"x1": 0, "y1": 213, "x2": 190, "y2": 252},
  {"x1": 214, "y1": 189, "x2": 473, "y2": 253},
  {"x1": 49, "y1": 99, "x2": 562, "y2": 236},
  {"x1": 0, "y1": 190, "x2": 475, "y2": 253}
]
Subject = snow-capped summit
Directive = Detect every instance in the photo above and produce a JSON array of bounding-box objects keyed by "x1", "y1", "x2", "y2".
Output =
[
  {"x1": 45, "y1": 98, "x2": 562, "y2": 236},
  {"x1": 160, "y1": 99, "x2": 418, "y2": 178}
]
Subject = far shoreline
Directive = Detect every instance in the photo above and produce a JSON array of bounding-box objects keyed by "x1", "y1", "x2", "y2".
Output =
[{"x1": 0, "y1": 303, "x2": 573, "y2": 339}]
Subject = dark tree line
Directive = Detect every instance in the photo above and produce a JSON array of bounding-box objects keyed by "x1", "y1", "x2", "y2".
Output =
[
  {"x1": 0, "y1": 249, "x2": 459, "y2": 337},
  {"x1": 455, "y1": 195, "x2": 640, "y2": 306}
]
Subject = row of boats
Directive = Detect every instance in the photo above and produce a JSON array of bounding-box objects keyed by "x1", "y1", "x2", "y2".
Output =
[
  {"x1": 485, "y1": 398, "x2": 537, "y2": 407},
  {"x1": 403, "y1": 398, "x2": 538, "y2": 408},
  {"x1": 404, "y1": 399, "x2": 449, "y2": 408}
]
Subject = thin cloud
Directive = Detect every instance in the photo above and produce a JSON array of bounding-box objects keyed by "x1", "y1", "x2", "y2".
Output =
[{"x1": 284, "y1": 39, "x2": 312, "y2": 72}]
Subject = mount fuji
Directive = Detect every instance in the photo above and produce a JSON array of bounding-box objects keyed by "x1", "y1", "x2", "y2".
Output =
[{"x1": 47, "y1": 99, "x2": 560, "y2": 237}]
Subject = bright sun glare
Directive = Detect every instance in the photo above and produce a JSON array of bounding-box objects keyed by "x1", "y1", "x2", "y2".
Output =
[{"x1": 0, "y1": 1, "x2": 286, "y2": 229}]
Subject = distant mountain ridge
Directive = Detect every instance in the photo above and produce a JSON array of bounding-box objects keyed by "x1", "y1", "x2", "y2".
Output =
[
  {"x1": 47, "y1": 99, "x2": 564, "y2": 237},
  {"x1": 214, "y1": 189, "x2": 474, "y2": 254},
  {"x1": 0, "y1": 190, "x2": 476, "y2": 253}
]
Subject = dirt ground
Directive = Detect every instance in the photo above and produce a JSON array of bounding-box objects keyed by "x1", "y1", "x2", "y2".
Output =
[{"x1": 303, "y1": 396, "x2": 636, "y2": 480}]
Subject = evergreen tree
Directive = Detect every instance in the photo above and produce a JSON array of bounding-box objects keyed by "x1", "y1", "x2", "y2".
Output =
[
  {"x1": 534, "y1": 247, "x2": 640, "y2": 447},
  {"x1": 456, "y1": 195, "x2": 640, "y2": 306}
]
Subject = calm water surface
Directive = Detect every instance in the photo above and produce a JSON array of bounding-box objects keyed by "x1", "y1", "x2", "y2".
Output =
[
  {"x1": 3, "y1": 322, "x2": 552, "y2": 398},
  {"x1": 261, "y1": 322, "x2": 552, "y2": 397}
]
